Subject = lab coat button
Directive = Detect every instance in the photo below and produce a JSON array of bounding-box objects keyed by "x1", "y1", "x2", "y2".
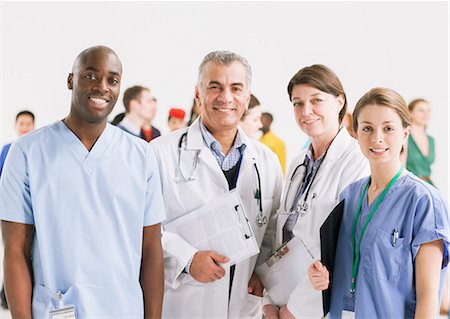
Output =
[{"x1": 219, "y1": 188, "x2": 226, "y2": 193}]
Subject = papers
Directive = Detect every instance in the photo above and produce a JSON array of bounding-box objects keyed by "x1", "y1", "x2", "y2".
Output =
[
  {"x1": 164, "y1": 190, "x2": 260, "y2": 266},
  {"x1": 256, "y1": 236, "x2": 313, "y2": 306}
]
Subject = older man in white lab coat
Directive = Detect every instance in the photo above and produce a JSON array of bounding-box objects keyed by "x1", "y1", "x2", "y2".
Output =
[{"x1": 150, "y1": 50, "x2": 283, "y2": 318}]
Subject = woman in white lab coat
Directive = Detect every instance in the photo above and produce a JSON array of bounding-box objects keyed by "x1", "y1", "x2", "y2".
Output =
[
  {"x1": 263, "y1": 64, "x2": 369, "y2": 319},
  {"x1": 151, "y1": 116, "x2": 283, "y2": 318}
]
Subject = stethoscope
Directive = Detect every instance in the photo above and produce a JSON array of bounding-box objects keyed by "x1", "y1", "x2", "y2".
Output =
[
  {"x1": 282, "y1": 150, "x2": 328, "y2": 216},
  {"x1": 175, "y1": 131, "x2": 267, "y2": 227},
  {"x1": 175, "y1": 132, "x2": 200, "y2": 183}
]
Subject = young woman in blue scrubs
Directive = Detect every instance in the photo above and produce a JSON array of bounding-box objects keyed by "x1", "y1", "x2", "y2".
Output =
[{"x1": 308, "y1": 87, "x2": 449, "y2": 318}]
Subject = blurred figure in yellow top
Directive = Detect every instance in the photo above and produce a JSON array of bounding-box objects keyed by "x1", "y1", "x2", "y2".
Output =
[{"x1": 259, "y1": 112, "x2": 286, "y2": 174}]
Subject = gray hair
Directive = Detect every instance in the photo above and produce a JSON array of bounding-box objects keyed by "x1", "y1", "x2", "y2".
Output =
[{"x1": 197, "y1": 50, "x2": 252, "y2": 90}]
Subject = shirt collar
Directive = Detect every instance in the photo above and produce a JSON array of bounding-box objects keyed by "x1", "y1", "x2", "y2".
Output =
[
  {"x1": 199, "y1": 119, "x2": 246, "y2": 155},
  {"x1": 305, "y1": 143, "x2": 326, "y2": 169}
]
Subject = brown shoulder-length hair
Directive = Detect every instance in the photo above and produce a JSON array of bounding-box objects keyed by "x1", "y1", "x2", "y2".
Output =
[{"x1": 287, "y1": 64, "x2": 347, "y2": 123}]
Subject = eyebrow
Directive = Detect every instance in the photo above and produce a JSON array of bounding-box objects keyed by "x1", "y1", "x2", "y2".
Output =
[
  {"x1": 207, "y1": 81, "x2": 244, "y2": 87},
  {"x1": 83, "y1": 67, "x2": 120, "y2": 76},
  {"x1": 360, "y1": 120, "x2": 396, "y2": 124},
  {"x1": 292, "y1": 93, "x2": 322, "y2": 100}
]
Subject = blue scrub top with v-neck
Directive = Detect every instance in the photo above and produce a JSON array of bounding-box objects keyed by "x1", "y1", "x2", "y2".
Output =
[
  {"x1": 0, "y1": 120, "x2": 166, "y2": 318},
  {"x1": 329, "y1": 172, "x2": 449, "y2": 318}
]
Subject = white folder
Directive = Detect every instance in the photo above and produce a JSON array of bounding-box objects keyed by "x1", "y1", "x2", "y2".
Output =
[
  {"x1": 256, "y1": 236, "x2": 313, "y2": 305},
  {"x1": 164, "y1": 190, "x2": 260, "y2": 266}
]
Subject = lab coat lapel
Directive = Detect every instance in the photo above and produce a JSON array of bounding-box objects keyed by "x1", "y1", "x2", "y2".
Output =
[{"x1": 186, "y1": 118, "x2": 229, "y2": 189}]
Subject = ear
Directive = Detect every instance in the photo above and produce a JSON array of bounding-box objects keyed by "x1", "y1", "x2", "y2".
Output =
[
  {"x1": 403, "y1": 126, "x2": 411, "y2": 144},
  {"x1": 67, "y1": 73, "x2": 73, "y2": 90},
  {"x1": 129, "y1": 99, "x2": 139, "y2": 111},
  {"x1": 194, "y1": 86, "x2": 201, "y2": 109},
  {"x1": 337, "y1": 95, "x2": 345, "y2": 112}
]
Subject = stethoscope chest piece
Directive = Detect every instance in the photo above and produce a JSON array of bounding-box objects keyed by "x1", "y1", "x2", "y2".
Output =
[
  {"x1": 297, "y1": 201, "x2": 308, "y2": 217},
  {"x1": 256, "y1": 214, "x2": 267, "y2": 227}
]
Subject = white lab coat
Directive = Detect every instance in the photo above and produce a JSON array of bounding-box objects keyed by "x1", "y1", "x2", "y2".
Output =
[
  {"x1": 264, "y1": 128, "x2": 370, "y2": 318},
  {"x1": 150, "y1": 118, "x2": 283, "y2": 319}
]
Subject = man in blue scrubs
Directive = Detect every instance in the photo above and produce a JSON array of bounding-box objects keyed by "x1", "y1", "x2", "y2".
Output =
[{"x1": 0, "y1": 46, "x2": 166, "y2": 318}]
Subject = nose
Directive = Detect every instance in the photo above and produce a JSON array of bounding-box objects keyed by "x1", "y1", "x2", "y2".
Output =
[
  {"x1": 217, "y1": 88, "x2": 233, "y2": 104},
  {"x1": 257, "y1": 119, "x2": 263, "y2": 129},
  {"x1": 372, "y1": 130, "x2": 383, "y2": 143},
  {"x1": 301, "y1": 102, "x2": 313, "y2": 116},
  {"x1": 94, "y1": 77, "x2": 109, "y2": 93}
]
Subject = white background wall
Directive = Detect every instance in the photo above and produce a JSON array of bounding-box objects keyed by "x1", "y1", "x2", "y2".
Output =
[{"x1": 1, "y1": 1, "x2": 448, "y2": 196}]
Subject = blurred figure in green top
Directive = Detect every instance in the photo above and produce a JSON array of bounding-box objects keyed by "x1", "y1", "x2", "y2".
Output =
[{"x1": 401, "y1": 98, "x2": 435, "y2": 185}]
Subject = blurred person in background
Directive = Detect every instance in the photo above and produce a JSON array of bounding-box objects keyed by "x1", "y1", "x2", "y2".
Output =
[
  {"x1": 117, "y1": 86, "x2": 161, "y2": 142},
  {"x1": 0, "y1": 110, "x2": 35, "y2": 176},
  {"x1": 401, "y1": 98, "x2": 435, "y2": 186},
  {"x1": 167, "y1": 107, "x2": 186, "y2": 132},
  {"x1": 239, "y1": 94, "x2": 263, "y2": 138},
  {"x1": 187, "y1": 98, "x2": 201, "y2": 126},
  {"x1": 259, "y1": 112, "x2": 286, "y2": 174}
]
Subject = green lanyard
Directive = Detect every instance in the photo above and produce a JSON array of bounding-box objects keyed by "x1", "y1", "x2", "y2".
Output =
[{"x1": 350, "y1": 166, "x2": 403, "y2": 294}]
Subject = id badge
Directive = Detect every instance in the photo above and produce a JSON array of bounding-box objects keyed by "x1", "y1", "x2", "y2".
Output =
[
  {"x1": 341, "y1": 310, "x2": 355, "y2": 319},
  {"x1": 342, "y1": 291, "x2": 355, "y2": 318},
  {"x1": 49, "y1": 305, "x2": 77, "y2": 319}
]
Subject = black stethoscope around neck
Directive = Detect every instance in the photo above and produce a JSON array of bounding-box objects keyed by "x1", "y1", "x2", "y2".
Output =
[
  {"x1": 175, "y1": 131, "x2": 267, "y2": 227},
  {"x1": 282, "y1": 149, "x2": 328, "y2": 216}
]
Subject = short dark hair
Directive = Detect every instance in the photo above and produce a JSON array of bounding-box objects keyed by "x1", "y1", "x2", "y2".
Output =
[
  {"x1": 261, "y1": 112, "x2": 273, "y2": 122},
  {"x1": 287, "y1": 64, "x2": 347, "y2": 123},
  {"x1": 16, "y1": 110, "x2": 35, "y2": 122},
  {"x1": 122, "y1": 86, "x2": 148, "y2": 113}
]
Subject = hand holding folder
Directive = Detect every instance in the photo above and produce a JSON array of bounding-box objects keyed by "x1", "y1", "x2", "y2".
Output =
[{"x1": 163, "y1": 190, "x2": 260, "y2": 267}]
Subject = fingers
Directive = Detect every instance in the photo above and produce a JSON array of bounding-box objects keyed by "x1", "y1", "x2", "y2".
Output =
[
  {"x1": 190, "y1": 250, "x2": 227, "y2": 283},
  {"x1": 313, "y1": 260, "x2": 324, "y2": 271},
  {"x1": 307, "y1": 260, "x2": 330, "y2": 291},
  {"x1": 248, "y1": 272, "x2": 264, "y2": 297},
  {"x1": 209, "y1": 251, "x2": 229, "y2": 264}
]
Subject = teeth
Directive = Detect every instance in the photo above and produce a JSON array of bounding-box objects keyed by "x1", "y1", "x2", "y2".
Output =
[
  {"x1": 371, "y1": 148, "x2": 387, "y2": 152},
  {"x1": 304, "y1": 119, "x2": 318, "y2": 124},
  {"x1": 216, "y1": 108, "x2": 232, "y2": 112},
  {"x1": 90, "y1": 98, "x2": 107, "y2": 105}
]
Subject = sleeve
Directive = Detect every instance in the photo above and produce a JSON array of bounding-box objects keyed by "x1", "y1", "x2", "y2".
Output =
[
  {"x1": 143, "y1": 145, "x2": 166, "y2": 226},
  {"x1": 411, "y1": 191, "x2": 450, "y2": 268},
  {"x1": 256, "y1": 151, "x2": 284, "y2": 266},
  {"x1": 161, "y1": 230, "x2": 198, "y2": 289},
  {"x1": 0, "y1": 143, "x2": 11, "y2": 176},
  {"x1": 0, "y1": 142, "x2": 34, "y2": 224}
]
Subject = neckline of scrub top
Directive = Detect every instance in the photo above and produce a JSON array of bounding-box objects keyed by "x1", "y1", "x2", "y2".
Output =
[{"x1": 55, "y1": 120, "x2": 115, "y2": 175}]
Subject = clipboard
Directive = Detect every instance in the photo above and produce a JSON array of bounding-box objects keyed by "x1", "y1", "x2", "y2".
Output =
[
  {"x1": 255, "y1": 235, "x2": 313, "y2": 306},
  {"x1": 163, "y1": 190, "x2": 260, "y2": 266},
  {"x1": 320, "y1": 199, "x2": 345, "y2": 317}
]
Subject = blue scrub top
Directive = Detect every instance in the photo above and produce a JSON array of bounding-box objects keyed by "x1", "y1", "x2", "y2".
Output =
[
  {"x1": 0, "y1": 142, "x2": 11, "y2": 176},
  {"x1": 330, "y1": 172, "x2": 449, "y2": 318},
  {"x1": 0, "y1": 121, "x2": 166, "y2": 318}
]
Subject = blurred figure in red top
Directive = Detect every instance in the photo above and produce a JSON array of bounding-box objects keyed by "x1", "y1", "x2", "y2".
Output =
[{"x1": 168, "y1": 107, "x2": 186, "y2": 132}]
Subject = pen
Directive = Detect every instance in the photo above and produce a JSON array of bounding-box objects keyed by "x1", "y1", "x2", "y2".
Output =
[{"x1": 392, "y1": 228, "x2": 399, "y2": 246}]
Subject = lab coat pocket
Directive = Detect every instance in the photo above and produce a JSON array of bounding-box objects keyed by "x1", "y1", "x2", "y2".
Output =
[
  {"x1": 240, "y1": 293, "x2": 263, "y2": 319},
  {"x1": 365, "y1": 227, "x2": 406, "y2": 284}
]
